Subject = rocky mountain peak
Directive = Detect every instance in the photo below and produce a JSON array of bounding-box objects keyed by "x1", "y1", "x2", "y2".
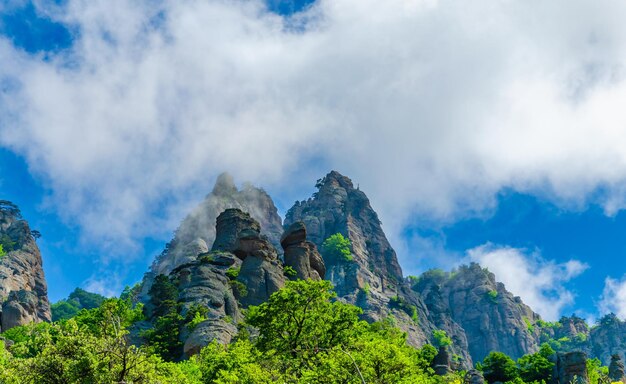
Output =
[
  {"x1": 211, "y1": 172, "x2": 237, "y2": 196},
  {"x1": 146, "y1": 174, "x2": 282, "y2": 277},
  {"x1": 414, "y1": 263, "x2": 543, "y2": 362},
  {"x1": 286, "y1": 170, "x2": 403, "y2": 282},
  {"x1": 0, "y1": 201, "x2": 51, "y2": 332}
]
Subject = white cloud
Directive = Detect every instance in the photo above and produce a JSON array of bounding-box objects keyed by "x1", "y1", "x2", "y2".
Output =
[
  {"x1": 467, "y1": 244, "x2": 588, "y2": 321},
  {"x1": 598, "y1": 276, "x2": 626, "y2": 319},
  {"x1": 2, "y1": 0, "x2": 626, "y2": 273}
]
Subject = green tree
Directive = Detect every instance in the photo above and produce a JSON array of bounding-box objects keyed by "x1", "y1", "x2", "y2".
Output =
[
  {"x1": 432, "y1": 329, "x2": 452, "y2": 347},
  {"x1": 517, "y1": 344, "x2": 555, "y2": 383},
  {"x1": 479, "y1": 351, "x2": 519, "y2": 383},
  {"x1": 0, "y1": 243, "x2": 5, "y2": 258},
  {"x1": 247, "y1": 280, "x2": 363, "y2": 359},
  {"x1": 321, "y1": 233, "x2": 353, "y2": 262}
]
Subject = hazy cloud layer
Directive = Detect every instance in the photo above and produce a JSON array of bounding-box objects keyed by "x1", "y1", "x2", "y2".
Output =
[
  {"x1": 467, "y1": 244, "x2": 588, "y2": 321},
  {"x1": 599, "y1": 276, "x2": 626, "y2": 319},
  {"x1": 3, "y1": 0, "x2": 626, "y2": 273}
]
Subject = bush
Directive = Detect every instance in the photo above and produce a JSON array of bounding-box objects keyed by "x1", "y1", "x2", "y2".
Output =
[
  {"x1": 321, "y1": 233, "x2": 353, "y2": 262},
  {"x1": 432, "y1": 329, "x2": 452, "y2": 347},
  {"x1": 479, "y1": 351, "x2": 519, "y2": 383}
]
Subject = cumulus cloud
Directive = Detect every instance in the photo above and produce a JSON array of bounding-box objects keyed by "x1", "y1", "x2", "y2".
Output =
[
  {"x1": 2, "y1": 0, "x2": 626, "y2": 270},
  {"x1": 467, "y1": 244, "x2": 588, "y2": 321},
  {"x1": 598, "y1": 276, "x2": 626, "y2": 319}
]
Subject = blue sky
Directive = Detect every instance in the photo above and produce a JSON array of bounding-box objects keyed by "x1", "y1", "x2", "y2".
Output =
[{"x1": 2, "y1": 0, "x2": 626, "y2": 322}]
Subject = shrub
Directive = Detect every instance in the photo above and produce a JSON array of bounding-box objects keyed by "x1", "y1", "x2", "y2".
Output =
[
  {"x1": 226, "y1": 267, "x2": 240, "y2": 280},
  {"x1": 321, "y1": 233, "x2": 353, "y2": 262},
  {"x1": 283, "y1": 265, "x2": 297, "y2": 278},
  {"x1": 432, "y1": 329, "x2": 452, "y2": 347},
  {"x1": 486, "y1": 290, "x2": 498, "y2": 303}
]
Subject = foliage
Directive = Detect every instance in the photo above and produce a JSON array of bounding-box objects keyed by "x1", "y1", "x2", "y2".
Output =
[
  {"x1": 283, "y1": 265, "x2": 297, "y2": 278},
  {"x1": 321, "y1": 233, "x2": 353, "y2": 262},
  {"x1": 0, "y1": 244, "x2": 5, "y2": 259},
  {"x1": 362, "y1": 282, "x2": 371, "y2": 296},
  {"x1": 226, "y1": 267, "x2": 240, "y2": 280},
  {"x1": 587, "y1": 357, "x2": 609, "y2": 384},
  {"x1": 389, "y1": 295, "x2": 419, "y2": 323},
  {"x1": 486, "y1": 290, "x2": 498, "y2": 303},
  {"x1": 229, "y1": 280, "x2": 248, "y2": 298},
  {"x1": 51, "y1": 287, "x2": 107, "y2": 321},
  {"x1": 0, "y1": 234, "x2": 15, "y2": 253},
  {"x1": 149, "y1": 274, "x2": 179, "y2": 318},
  {"x1": 479, "y1": 351, "x2": 519, "y2": 383},
  {"x1": 432, "y1": 329, "x2": 452, "y2": 347},
  {"x1": 185, "y1": 305, "x2": 209, "y2": 331},
  {"x1": 517, "y1": 344, "x2": 554, "y2": 383},
  {"x1": 523, "y1": 317, "x2": 534, "y2": 333}
]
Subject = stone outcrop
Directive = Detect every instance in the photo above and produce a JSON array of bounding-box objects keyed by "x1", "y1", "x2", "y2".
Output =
[
  {"x1": 139, "y1": 173, "x2": 283, "y2": 305},
  {"x1": 284, "y1": 171, "x2": 472, "y2": 366},
  {"x1": 281, "y1": 222, "x2": 325, "y2": 281},
  {"x1": 609, "y1": 354, "x2": 625, "y2": 382},
  {"x1": 144, "y1": 208, "x2": 285, "y2": 357},
  {"x1": 432, "y1": 346, "x2": 452, "y2": 375},
  {"x1": 148, "y1": 172, "x2": 283, "y2": 276},
  {"x1": 464, "y1": 369, "x2": 485, "y2": 384},
  {"x1": 552, "y1": 352, "x2": 589, "y2": 384},
  {"x1": 414, "y1": 263, "x2": 543, "y2": 362},
  {"x1": 0, "y1": 201, "x2": 51, "y2": 331}
]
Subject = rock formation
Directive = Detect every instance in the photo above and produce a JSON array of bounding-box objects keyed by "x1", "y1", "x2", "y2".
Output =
[
  {"x1": 414, "y1": 263, "x2": 543, "y2": 362},
  {"x1": 144, "y1": 208, "x2": 285, "y2": 357},
  {"x1": 281, "y1": 222, "x2": 325, "y2": 281},
  {"x1": 464, "y1": 369, "x2": 485, "y2": 384},
  {"x1": 552, "y1": 352, "x2": 589, "y2": 384},
  {"x1": 284, "y1": 171, "x2": 472, "y2": 366},
  {"x1": 139, "y1": 173, "x2": 283, "y2": 304},
  {"x1": 432, "y1": 346, "x2": 452, "y2": 375},
  {"x1": 609, "y1": 354, "x2": 625, "y2": 382},
  {"x1": 0, "y1": 201, "x2": 51, "y2": 331}
]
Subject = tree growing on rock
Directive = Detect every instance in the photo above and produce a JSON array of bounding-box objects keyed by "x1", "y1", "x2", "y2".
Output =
[{"x1": 321, "y1": 233, "x2": 353, "y2": 262}]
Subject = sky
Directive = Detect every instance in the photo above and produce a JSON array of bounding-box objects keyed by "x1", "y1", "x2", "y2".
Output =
[{"x1": 2, "y1": 0, "x2": 626, "y2": 322}]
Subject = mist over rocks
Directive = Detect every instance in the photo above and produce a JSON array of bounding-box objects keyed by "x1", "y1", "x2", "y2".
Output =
[{"x1": 0, "y1": 201, "x2": 51, "y2": 331}]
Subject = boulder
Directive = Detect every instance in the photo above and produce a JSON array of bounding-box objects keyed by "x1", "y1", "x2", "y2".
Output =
[
  {"x1": 212, "y1": 209, "x2": 261, "y2": 254},
  {"x1": 183, "y1": 318, "x2": 238, "y2": 357},
  {"x1": 281, "y1": 222, "x2": 326, "y2": 281},
  {"x1": 464, "y1": 370, "x2": 485, "y2": 384}
]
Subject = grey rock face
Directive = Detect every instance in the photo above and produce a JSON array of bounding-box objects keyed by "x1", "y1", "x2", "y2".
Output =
[
  {"x1": 144, "y1": 207, "x2": 285, "y2": 357},
  {"x1": 284, "y1": 171, "x2": 471, "y2": 366},
  {"x1": 553, "y1": 352, "x2": 589, "y2": 384},
  {"x1": 0, "y1": 203, "x2": 51, "y2": 332},
  {"x1": 139, "y1": 173, "x2": 283, "y2": 305},
  {"x1": 414, "y1": 263, "x2": 543, "y2": 363},
  {"x1": 609, "y1": 354, "x2": 625, "y2": 382},
  {"x1": 281, "y1": 222, "x2": 325, "y2": 281},
  {"x1": 432, "y1": 346, "x2": 452, "y2": 375},
  {"x1": 147, "y1": 172, "x2": 283, "y2": 277}
]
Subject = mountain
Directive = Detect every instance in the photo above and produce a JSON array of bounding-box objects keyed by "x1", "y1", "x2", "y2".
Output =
[
  {"x1": 134, "y1": 170, "x2": 626, "y2": 367},
  {"x1": 0, "y1": 201, "x2": 51, "y2": 331},
  {"x1": 413, "y1": 264, "x2": 544, "y2": 362}
]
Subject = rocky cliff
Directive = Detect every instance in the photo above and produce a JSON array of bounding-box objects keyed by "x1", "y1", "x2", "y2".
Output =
[
  {"x1": 137, "y1": 170, "x2": 607, "y2": 367},
  {"x1": 139, "y1": 173, "x2": 283, "y2": 302},
  {"x1": 0, "y1": 201, "x2": 51, "y2": 331},
  {"x1": 413, "y1": 264, "x2": 544, "y2": 362},
  {"x1": 284, "y1": 171, "x2": 472, "y2": 365},
  {"x1": 142, "y1": 208, "x2": 291, "y2": 357}
]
